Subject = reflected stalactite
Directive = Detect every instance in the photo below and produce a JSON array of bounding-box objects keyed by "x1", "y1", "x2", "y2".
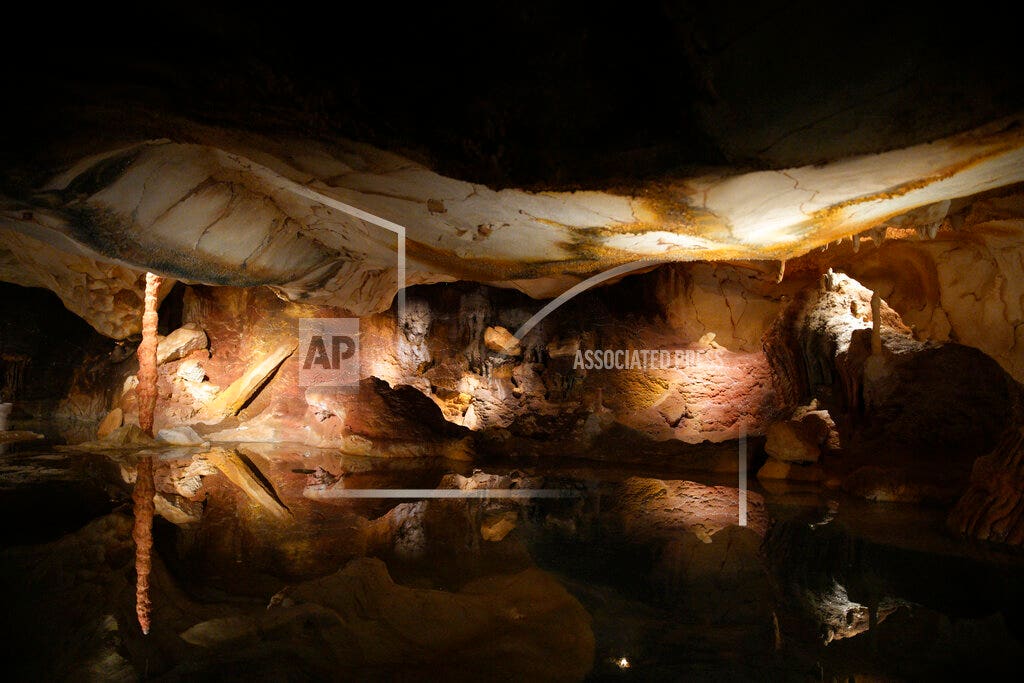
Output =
[
  {"x1": 131, "y1": 454, "x2": 155, "y2": 635},
  {"x1": 132, "y1": 272, "x2": 162, "y2": 635}
]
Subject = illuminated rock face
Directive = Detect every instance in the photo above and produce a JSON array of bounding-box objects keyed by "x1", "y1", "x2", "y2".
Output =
[
  {"x1": 5, "y1": 122, "x2": 1023, "y2": 453},
  {"x1": 49, "y1": 226, "x2": 1023, "y2": 455},
  {"x1": 820, "y1": 192, "x2": 1024, "y2": 384},
  {"x1": 1, "y1": 119, "x2": 1023, "y2": 342},
  {"x1": 765, "y1": 271, "x2": 1023, "y2": 457},
  {"x1": 73, "y1": 279, "x2": 782, "y2": 449}
]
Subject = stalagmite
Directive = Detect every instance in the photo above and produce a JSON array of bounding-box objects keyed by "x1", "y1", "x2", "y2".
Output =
[
  {"x1": 822, "y1": 268, "x2": 837, "y2": 292},
  {"x1": 870, "y1": 291, "x2": 882, "y2": 356},
  {"x1": 132, "y1": 272, "x2": 162, "y2": 635}
]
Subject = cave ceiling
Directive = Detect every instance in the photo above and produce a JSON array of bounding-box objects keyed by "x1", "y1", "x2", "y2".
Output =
[{"x1": 1, "y1": 1, "x2": 1022, "y2": 337}]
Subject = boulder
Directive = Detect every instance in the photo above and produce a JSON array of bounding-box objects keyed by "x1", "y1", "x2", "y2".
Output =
[
  {"x1": 157, "y1": 323, "x2": 208, "y2": 365},
  {"x1": 96, "y1": 408, "x2": 123, "y2": 439},
  {"x1": 202, "y1": 342, "x2": 296, "y2": 419},
  {"x1": 484, "y1": 326, "x2": 521, "y2": 356},
  {"x1": 765, "y1": 420, "x2": 821, "y2": 463},
  {"x1": 176, "y1": 360, "x2": 206, "y2": 383},
  {"x1": 157, "y1": 425, "x2": 208, "y2": 446},
  {"x1": 78, "y1": 424, "x2": 157, "y2": 450},
  {"x1": 799, "y1": 413, "x2": 831, "y2": 444},
  {"x1": 791, "y1": 401, "x2": 841, "y2": 450}
]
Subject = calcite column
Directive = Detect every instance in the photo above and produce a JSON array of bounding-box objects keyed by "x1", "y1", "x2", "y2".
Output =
[{"x1": 132, "y1": 272, "x2": 162, "y2": 635}]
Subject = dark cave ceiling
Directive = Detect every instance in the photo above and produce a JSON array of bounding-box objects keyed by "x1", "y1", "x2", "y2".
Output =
[{"x1": 3, "y1": 1, "x2": 1022, "y2": 188}]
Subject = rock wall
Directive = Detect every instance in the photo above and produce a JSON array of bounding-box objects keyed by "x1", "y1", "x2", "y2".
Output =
[
  {"x1": 39, "y1": 210, "x2": 1024, "y2": 470},
  {"x1": 824, "y1": 190, "x2": 1024, "y2": 384},
  {"x1": 57, "y1": 260, "x2": 792, "y2": 457},
  {"x1": 763, "y1": 271, "x2": 1023, "y2": 461},
  {"x1": 949, "y1": 427, "x2": 1024, "y2": 547}
]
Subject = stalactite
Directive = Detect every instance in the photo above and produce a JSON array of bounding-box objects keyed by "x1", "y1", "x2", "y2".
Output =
[
  {"x1": 870, "y1": 225, "x2": 887, "y2": 245},
  {"x1": 132, "y1": 272, "x2": 162, "y2": 635}
]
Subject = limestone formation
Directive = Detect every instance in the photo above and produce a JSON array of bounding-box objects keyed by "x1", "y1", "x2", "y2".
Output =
[
  {"x1": 156, "y1": 425, "x2": 208, "y2": 446},
  {"x1": 765, "y1": 420, "x2": 821, "y2": 463},
  {"x1": 484, "y1": 325, "x2": 521, "y2": 356},
  {"x1": 870, "y1": 291, "x2": 882, "y2": 355},
  {"x1": 137, "y1": 273, "x2": 162, "y2": 437},
  {"x1": 156, "y1": 323, "x2": 208, "y2": 364},
  {"x1": 153, "y1": 492, "x2": 202, "y2": 525},
  {"x1": 480, "y1": 510, "x2": 519, "y2": 542},
  {"x1": 202, "y1": 342, "x2": 296, "y2": 420},
  {"x1": 95, "y1": 408, "x2": 123, "y2": 439},
  {"x1": 175, "y1": 359, "x2": 206, "y2": 383},
  {"x1": 2, "y1": 120, "x2": 1023, "y2": 338},
  {"x1": 949, "y1": 427, "x2": 1024, "y2": 547},
  {"x1": 2, "y1": 12, "x2": 1024, "y2": 680}
]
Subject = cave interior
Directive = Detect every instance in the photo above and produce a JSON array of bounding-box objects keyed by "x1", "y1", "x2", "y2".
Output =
[{"x1": 1, "y1": 3, "x2": 1023, "y2": 680}]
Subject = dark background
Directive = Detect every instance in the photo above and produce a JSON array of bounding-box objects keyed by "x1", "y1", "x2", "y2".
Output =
[{"x1": 1, "y1": 1, "x2": 1022, "y2": 187}]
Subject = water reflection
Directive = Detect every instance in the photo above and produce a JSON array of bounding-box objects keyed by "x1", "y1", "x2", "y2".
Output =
[{"x1": 2, "y1": 439, "x2": 1023, "y2": 679}]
